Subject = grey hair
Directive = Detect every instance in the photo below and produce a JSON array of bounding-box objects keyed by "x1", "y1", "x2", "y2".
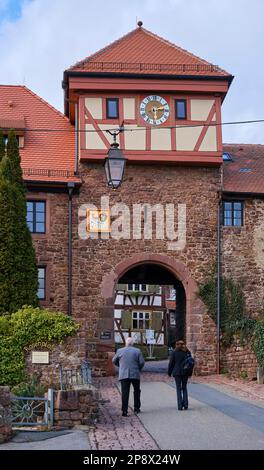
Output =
[{"x1": 126, "y1": 337, "x2": 134, "y2": 346}]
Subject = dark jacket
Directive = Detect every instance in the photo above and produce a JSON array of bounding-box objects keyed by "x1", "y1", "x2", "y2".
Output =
[{"x1": 168, "y1": 350, "x2": 189, "y2": 377}]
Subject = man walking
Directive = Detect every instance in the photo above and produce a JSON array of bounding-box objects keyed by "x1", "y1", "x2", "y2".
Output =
[{"x1": 112, "y1": 337, "x2": 145, "y2": 417}]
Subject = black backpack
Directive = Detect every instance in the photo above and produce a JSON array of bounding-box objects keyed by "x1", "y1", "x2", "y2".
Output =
[{"x1": 181, "y1": 353, "x2": 195, "y2": 376}]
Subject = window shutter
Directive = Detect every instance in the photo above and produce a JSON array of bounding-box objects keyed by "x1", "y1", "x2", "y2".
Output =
[
  {"x1": 116, "y1": 283, "x2": 126, "y2": 291},
  {"x1": 148, "y1": 285, "x2": 161, "y2": 294},
  {"x1": 148, "y1": 285, "x2": 156, "y2": 293},
  {"x1": 121, "y1": 310, "x2": 131, "y2": 329},
  {"x1": 152, "y1": 312, "x2": 163, "y2": 331}
]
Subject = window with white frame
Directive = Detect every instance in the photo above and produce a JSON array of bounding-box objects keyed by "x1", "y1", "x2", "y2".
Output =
[
  {"x1": 132, "y1": 311, "x2": 150, "y2": 330},
  {"x1": 127, "y1": 283, "x2": 147, "y2": 292}
]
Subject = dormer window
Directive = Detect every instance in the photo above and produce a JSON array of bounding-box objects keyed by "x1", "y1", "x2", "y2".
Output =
[
  {"x1": 3, "y1": 134, "x2": 23, "y2": 148},
  {"x1": 222, "y1": 152, "x2": 232, "y2": 161},
  {"x1": 106, "y1": 98, "x2": 119, "y2": 119},
  {"x1": 0, "y1": 119, "x2": 26, "y2": 148}
]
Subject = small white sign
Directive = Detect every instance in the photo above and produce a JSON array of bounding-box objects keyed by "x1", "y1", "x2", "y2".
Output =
[
  {"x1": 145, "y1": 329, "x2": 155, "y2": 344},
  {"x1": 32, "y1": 351, "x2": 49, "y2": 364}
]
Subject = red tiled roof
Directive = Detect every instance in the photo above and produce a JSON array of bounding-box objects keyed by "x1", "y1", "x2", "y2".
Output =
[
  {"x1": 0, "y1": 118, "x2": 25, "y2": 129},
  {"x1": 0, "y1": 85, "x2": 79, "y2": 185},
  {"x1": 68, "y1": 26, "x2": 232, "y2": 78},
  {"x1": 223, "y1": 144, "x2": 264, "y2": 194}
]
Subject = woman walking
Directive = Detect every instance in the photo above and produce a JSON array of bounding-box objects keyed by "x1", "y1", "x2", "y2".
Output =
[{"x1": 168, "y1": 340, "x2": 192, "y2": 410}]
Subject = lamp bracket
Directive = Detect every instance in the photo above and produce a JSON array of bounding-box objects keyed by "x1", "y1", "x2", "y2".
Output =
[{"x1": 106, "y1": 124, "x2": 124, "y2": 143}]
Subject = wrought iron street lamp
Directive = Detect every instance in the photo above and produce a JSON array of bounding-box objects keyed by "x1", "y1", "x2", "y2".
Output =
[{"x1": 104, "y1": 129, "x2": 126, "y2": 188}]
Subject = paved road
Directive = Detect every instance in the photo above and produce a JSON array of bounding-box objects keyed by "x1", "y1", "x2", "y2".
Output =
[
  {"x1": 1, "y1": 369, "x2": 264, "y2": 450},
  {"x1": 0, "y1": 429, "x2": 90, "y2": 450},
  {"x1": 133, "y1": 381, "x2": 264, "y2": 450}
]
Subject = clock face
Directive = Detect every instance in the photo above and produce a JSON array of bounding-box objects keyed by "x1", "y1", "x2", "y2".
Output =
[{"x1": 140, "y1": 95, "x2": 170, "y2": 125}]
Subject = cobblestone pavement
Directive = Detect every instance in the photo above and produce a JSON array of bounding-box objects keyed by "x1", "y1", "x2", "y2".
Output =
[
  {"x1": 90, "y1": 368, "x2": 264, "y2": 450},
  {"x1": 89, "y1": 377, "x2": 159, "y2": 450}
]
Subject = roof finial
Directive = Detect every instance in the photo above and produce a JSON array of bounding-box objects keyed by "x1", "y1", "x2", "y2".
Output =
[{"x1": 137, "y1": 20, "x2": 143, "y2": 28}]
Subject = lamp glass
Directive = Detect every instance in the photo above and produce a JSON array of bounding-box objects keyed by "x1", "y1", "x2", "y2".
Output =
[{"x1": 104, "y1": 145, "x2": 126, "y2": 188}]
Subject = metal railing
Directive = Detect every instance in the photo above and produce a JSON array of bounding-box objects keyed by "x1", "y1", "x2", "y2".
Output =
[
  {"x1": 23, "y1": 168, "x2": 77, "y2": 178},
  {"x1": 59, "y1": 361, "x2": 92, "y2": 390},
  {"x1": 83, "y1": 61, "x2": 223, "y2": 73}
]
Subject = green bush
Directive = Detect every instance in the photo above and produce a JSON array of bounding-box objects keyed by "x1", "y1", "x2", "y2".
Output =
[
  {"x1": 198, "y1": 270, "x2": 253, "y2": 346},
  {"x1": 253, "y1": 319, "x2": 264, "y2": 368},
  {"x1": 0, "y1": 306, "x2": 79, "y2": 386},
  {"x1": 11, "y1": 375, "x2": 46, "y2": 397}
]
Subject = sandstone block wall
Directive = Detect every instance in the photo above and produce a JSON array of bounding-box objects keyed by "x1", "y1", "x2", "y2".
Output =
[
  {"x1": 222, "y1": 198, "x2": 264, "y2": 316},
  {"x1": 221, "y1": 343, "x2": 257, "y2": 380},
  {"x1": 54, "y1": 387, "x2": 99, "y2": 428}
]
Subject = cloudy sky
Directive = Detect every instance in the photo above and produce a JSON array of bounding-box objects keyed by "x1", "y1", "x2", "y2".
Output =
[{"x1": 0, "y1": 0, "x2": 264, "y2": 144}]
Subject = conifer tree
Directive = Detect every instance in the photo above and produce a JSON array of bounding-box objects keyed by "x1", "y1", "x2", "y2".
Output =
[
  {"x1": 0, "y1": 131, "x2": 24, "y2": 191},
  {"x1": 0, "y1": 130, "x2": 38, "y2": 313},
  {"x1": 0, "y1": 130, "x2": 5, "y2": 164}
]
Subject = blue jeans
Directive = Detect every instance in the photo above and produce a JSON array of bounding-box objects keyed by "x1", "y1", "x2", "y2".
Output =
[{"x1": 175, "y1": 376, "x2": 188, "y2": 409}]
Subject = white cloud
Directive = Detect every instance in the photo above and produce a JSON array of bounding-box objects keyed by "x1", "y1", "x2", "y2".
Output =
[{"x1": 0, "y1": 0, "x2": 264, "y2": 143}]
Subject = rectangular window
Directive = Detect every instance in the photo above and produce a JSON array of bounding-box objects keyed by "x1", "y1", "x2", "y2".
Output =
[
  {"x1": 175, "y1": 99, "x2": 187, "y2": 120},
  {"x1": 27, "y1": 201, "x2": 46, "y2": 233},
  {"x1": 3, "y1": 134, "x2": 21, "y2": 147},
  {"x1": 127, "y1": 284, "x2": 147, "y2": 292},
  {"x1": 132, "y1": 311, "x2": 150, "y2": 330},
  {"x1": 38, "y1": 267, "x2": 46, "y2": 300},
  {"x1": 223, "y1": 201, "x2": 243, "y2": 227},
  {"x1": 106, "y1": 98, "x2": 119, "y2": 119}
]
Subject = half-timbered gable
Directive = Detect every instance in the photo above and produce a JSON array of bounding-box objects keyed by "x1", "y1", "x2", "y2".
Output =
[{"x1": 64, "y1": 25, "x2": 233, "y2": 166}]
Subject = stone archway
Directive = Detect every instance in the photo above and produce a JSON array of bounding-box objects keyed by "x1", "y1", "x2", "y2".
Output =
[{"x1": 101, "y1": 253, "x2": 201, "y2": 353}]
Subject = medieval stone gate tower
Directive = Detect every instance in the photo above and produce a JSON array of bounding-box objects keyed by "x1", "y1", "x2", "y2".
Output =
[{"x1": 62, "y1": 24, "x2": 233, "y2": 375}]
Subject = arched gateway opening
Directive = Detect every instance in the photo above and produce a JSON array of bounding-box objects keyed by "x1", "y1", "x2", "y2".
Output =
[
  {"x1": 115, "y1": 263, "x2": 186, "y2": 351},
  {"x1": 101, "y1": 254, "x2": 199, "y2": 356}
]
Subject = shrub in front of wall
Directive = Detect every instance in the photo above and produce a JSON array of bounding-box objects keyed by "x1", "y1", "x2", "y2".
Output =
[{"x1": 0, "y1": 306, "x2": 79, "y2": 386}]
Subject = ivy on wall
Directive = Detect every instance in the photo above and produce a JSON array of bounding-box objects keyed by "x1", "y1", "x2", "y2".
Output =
[
  {"x1": 253, "y1": 320, "x2": 264, "y2": 368},
  {"x1": 0, "y1": 306, "x2": 79, "y2": 386},
  {"x1": 198, "y1": 271, "x2": 255, "y2": 344},
  {"x1": 198, "y1": 270, "x2": 264, "y2": 368}
]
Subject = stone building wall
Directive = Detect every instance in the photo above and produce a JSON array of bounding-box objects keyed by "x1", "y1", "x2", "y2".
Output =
[
  {"x1": 221, "y1": 343, "x2": 257, "y2": 380},
  {"x1": 25, "y1": 337, "x2": 85, "y2": 386},
  {"x1": 221, "y1": 198, "x2": 264, "y2": 376},
  {"x1": 222, "y1": 198, "x2": 264, "y2": 316},
  {"x1": 30, "y1": 191, "x2": 70, "y2": 314},
  {"x1": 31, "y1": 164, "x2": 261, "y2": 377},
  {"x1": 71, "y1": 163, "x2": 221, "y2": 375},
  {"x1": 0, "y1": 387, "x2": 12, "y2": 443},
  {"x1": 29, "y1": 191, "x2": 87, "y2": 373}
]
